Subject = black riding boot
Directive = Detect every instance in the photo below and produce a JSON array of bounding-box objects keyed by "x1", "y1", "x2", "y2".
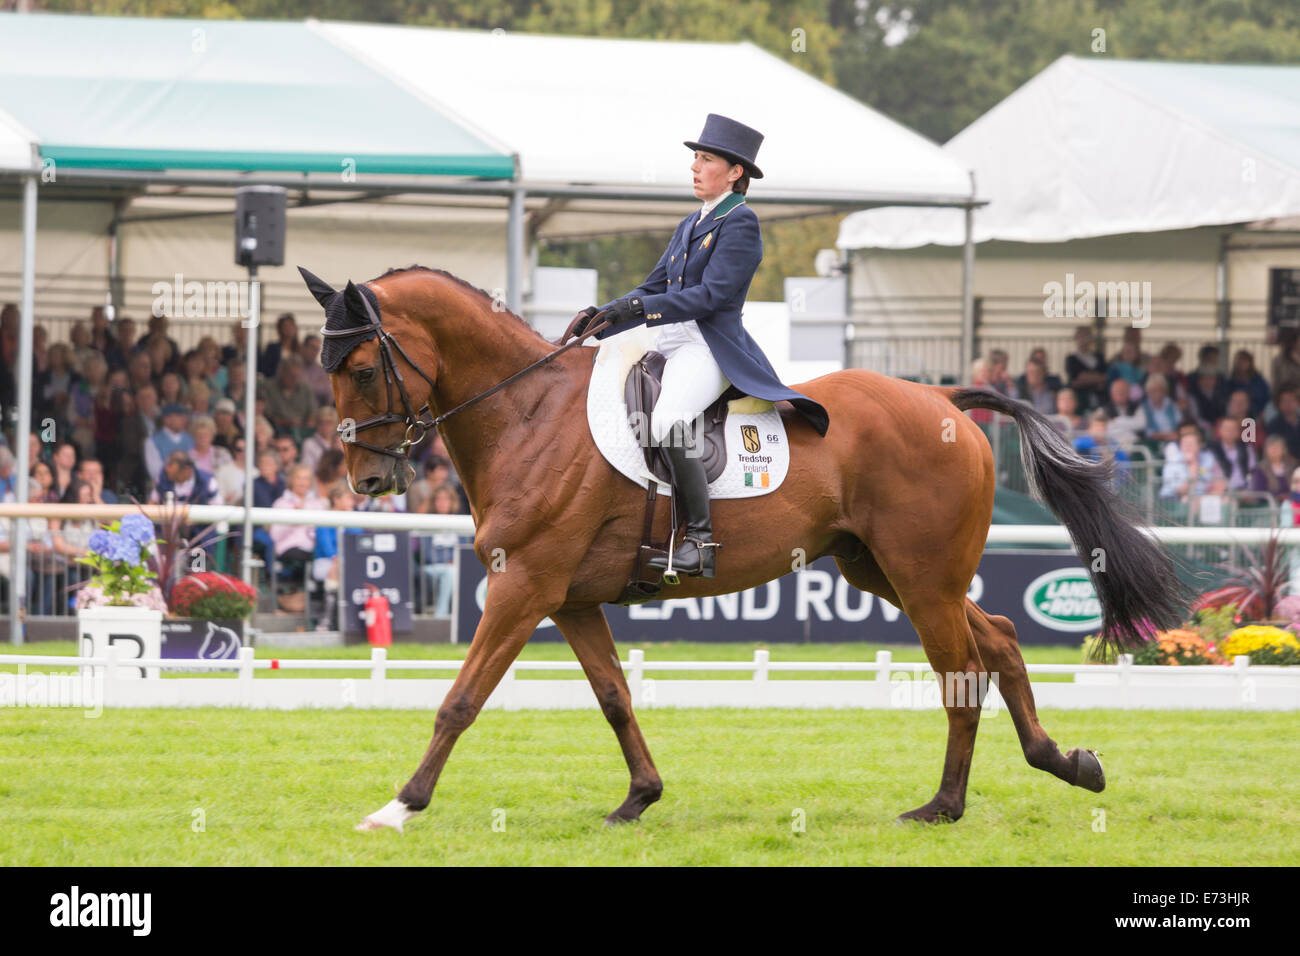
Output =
[{"x1": 648, "y1": 423, "x2": 718, "y2": 582}]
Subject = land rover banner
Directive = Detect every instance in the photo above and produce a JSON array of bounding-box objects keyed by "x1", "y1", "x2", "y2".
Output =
[{"x1": 455, "y1": 547, "x2": 1100, "y2": 646}]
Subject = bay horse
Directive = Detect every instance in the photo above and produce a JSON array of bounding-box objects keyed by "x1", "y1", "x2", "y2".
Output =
[{"x1": 301, "y1": 265, "x2": 1183, "y2": 832}]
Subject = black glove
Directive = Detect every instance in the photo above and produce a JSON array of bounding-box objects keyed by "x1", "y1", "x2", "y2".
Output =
[
  {"x1": 571, "y1": 306, "x2": 600, "y2": 338},
  {"x1": 604, "y1": 295, "x2": 646, "y2": 329}
]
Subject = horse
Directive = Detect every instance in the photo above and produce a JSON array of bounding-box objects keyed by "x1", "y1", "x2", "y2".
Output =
[{"x1": 300, "y1": 265, "x2": 1184, "y2": 832}]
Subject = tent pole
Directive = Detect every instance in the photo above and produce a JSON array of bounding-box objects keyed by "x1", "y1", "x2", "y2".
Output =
[
  {"x1": 1216, "y1": 231, "x2": 1231, "y2": 374},
  {"x1": 506, "y1": 183, "x2": 525, "y2": 315},
  {"x1": 960, "y1": 172, "x2": 977, "y2": 385},
  {"x1": 10, "y1": 173, "x2": 37, "y2": 646}
]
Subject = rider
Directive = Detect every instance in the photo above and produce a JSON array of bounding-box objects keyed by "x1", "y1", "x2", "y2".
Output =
[{"x1": 572, "y1": 114, "x2": 830, "y2": 579}]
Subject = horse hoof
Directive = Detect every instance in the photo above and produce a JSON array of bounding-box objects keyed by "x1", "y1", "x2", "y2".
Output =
[
  {"x1": 356, "y1": 798, "x2": 416, "y2": 833},
  {"x1": 895, "y1": 802, "x2": 961, "y2": 825},
  {"x1": 1068, "y1": 748, "x2": 1106, "y2": 793},
  {"x1": 603, "y1": 812, "x2": 640, "y2": 827}
]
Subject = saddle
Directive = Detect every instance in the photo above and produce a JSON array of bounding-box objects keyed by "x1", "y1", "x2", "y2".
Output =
[{"x1": 617, "y1": 351, "x2": 745, "y2": 605}]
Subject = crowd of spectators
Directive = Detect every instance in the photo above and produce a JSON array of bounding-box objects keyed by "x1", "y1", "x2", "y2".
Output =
[
  {"x1": 971, "y1": 324, "x2": 1300, "y2": 515},
  {"x1": 0, "y1": 304, "x2": 470, "y2": 624}
]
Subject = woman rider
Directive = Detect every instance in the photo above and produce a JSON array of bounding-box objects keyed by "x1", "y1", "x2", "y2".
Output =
[{"x1": 572, "y1": 114, "x2": 830, "y2": 579}]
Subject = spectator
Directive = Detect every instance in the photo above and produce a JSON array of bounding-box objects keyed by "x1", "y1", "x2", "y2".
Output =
[
  {"x1": 1228, "y1": 349, "x2": 1270, "y2": 418},
  {"x1": 52, "y1": 480, "x2": 96, "y2": 562},
  {"x1": 34, "y1": 342, "x2": 78, "y2": 428},
  {"x1": 19, "y1": 477, "x2": 66, "y2": 616},
  {"x1": 300, "y1": 407, "x2": 341, "y2": 474},
  {"x1": 147, "y1": 336, "x2": 178, "y2": 382},
  {"x1": 985, "y1": 350, "x2": 1014, "y2": 397},
  {"x1": 1207, "y1": 417, "x2": 1257, "y2": 491},
  {"x1": 1140, "y1": 373, "x2": 1180, "y2": 446},
  {"x1": 1267, "y1": 388, "x2": 1300, "y2": 461},
  {"x1": 1106, "y1": 338, "x2": 1145, "y2": 391},
  {"x1": 211, "y1": 397, "x2": 243, "y2": 452},
  {"x1": 261, "y1": 354, "x2": 316, "y2": 440},
  {"x1": 1073, "y1": 410, "x2": 1131, "y2": 474},
  {"x1": 151, "y1": 451, "x2": 219, "y2": 506},
  {"x1": 1109, "y1": 327, "x2": 1150, "y2": 372},
  {"x1": 299, "y1": 334, "x2": 332, "y2": 406},
  {"x1": 68, "y1": 353, "x2": 107, "y2": 458},
  {"x1": 420, "y1": 483, "x2": 463, "y2": 618},
  {"x1": 127, "y1": 351, "x2": 153, "y2": 392},
  {"x1": 185, "y1": 380, "x2": 212, "y2": 417},
  {"x1": 259, "y1": 313, "x2": 300, "y2": 380},
  {"x1": 223, "y1": 357, "x2": 246, "y2": 407},
  {"x1": 1160, "y1": 426, "x2": 1226, "y2": 501},
  {"x1": 1186, "y1": 356, "x2": 1228, "y2": 434},
  {"x1": 139, "y1": 313, "x2": 181, "y2": 366},
  {"x1": 145, "y1": 404, "x2": 196, "y2": 485},
  {"x1": 158, "y1": 370, "x2": 185, "y2": 408},
  {"x1": 1015, "y1": 357, "x2": 1057, "y2": 415},
  {"x1": 1102, "y1": 378, "x2": 1146, "y2": 450},
  {"x1": 199, "y1": 338, "x2": 228, "y2": 398},
  {"x1": 0, "y1": 447, "x2": 15, "y2": 501},
  {"x1": 107, "y1": 317, "x2": 137, "y2": 371},
  {"x1": 1015, "y1": 349, "x2": 1062, "y2": 396},
  {"x1": 313, "y1": 449, "x2": 346, "y2": 500},
  {"x1": 270, "y1": 463, "x2": 325, "y2": 607},
  {"x1": 966, "y1": 357, "x2": 994, "y2": 425},
  {"x1": 311, "y1": 483, "x2": 356, "y2": 630},
  {"x1": 189, "y1": 415, "x2": 232, "y2": 477},
  {"x1": 111, "y1": 389, "x2": 150, "y2": 500},
  {"x1": 222, "y1": 320, "x2": 245, "y2": 367},
  {"x1": 1248, "y1": 435, "x2": 1295, "y2": 501},
  {"x1": 135, "y1": 384, "x2": 161, "y2": 437},
  {"x1": 73, "y1": 458, "x2": 118, "y2": 505},
  {"x1": 1065, "y1": 325, "x2": 1108, "y2": 412},
  {"x1": 50, "y1": 441, "x2": 78, "y2": 502},
  {"x1": 214, "y1": 436, "x2": 247, "y2": 507},
  {"x1": 253, "y1": 450, "x2": 284, "y2": 509},
  {"x1": 1272, "y1": 328, "x2": 1300, "y2": 397},
  {"x1": 1224, "y1": 390, "x2": 1262, "y2": 444},
  {"x1": 89, "y1": 306, "x2": 117, "y2": 354},
  {"x1": 1157, "y1": 342, "x2": 1189, "y2": 405},
  {"x1": 68, "y1": 320, "x2": 96, "y2": 372}
]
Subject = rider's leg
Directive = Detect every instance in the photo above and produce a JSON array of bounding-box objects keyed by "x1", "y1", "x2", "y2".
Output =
[{"x1": 646, "y1": 344, "x2": 730, "y2": 579}]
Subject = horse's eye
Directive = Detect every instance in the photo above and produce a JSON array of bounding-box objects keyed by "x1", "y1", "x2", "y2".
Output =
[{"x1": 353, "y1": 367, "x2": 376, "y2": 386}]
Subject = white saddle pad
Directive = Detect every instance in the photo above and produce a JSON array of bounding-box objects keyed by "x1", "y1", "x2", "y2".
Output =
[{"x1": 585, "y1": 325, "x2": 789, "y2": 498}]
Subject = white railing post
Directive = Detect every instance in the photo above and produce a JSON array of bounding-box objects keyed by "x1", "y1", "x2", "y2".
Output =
[
  {"x1": 1117, "y1": 653, "x2": 1133, "y2": 708},
  {"x1": 370, "y1": 646, "x2": 387, "y2": 683},
  {"x1": 104, "y1": 644, "x2": 120, "y2": 707},
  {"x1": 754, "y1": 648, "x2": 769, "y2": 681},
  {"x1": 1233, "y1": 654, "x2": 1251, "y2": 706},
  {"x1": 875, "y1": 649, "x2": 892, "y2": 684},
  {"x1": 238, "y1": 647, "x2": 255, "y2": 706},
  {"x1": 628, "y1": 649, "x2": 644, "y2": 705}
]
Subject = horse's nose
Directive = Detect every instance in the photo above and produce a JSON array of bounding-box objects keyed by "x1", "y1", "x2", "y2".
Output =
[{"x1": 355, "y1": 475, "x2": 384, "y2": 496}]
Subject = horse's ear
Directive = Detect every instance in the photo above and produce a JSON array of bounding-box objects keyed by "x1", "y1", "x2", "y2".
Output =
[
  {"x1": 297, "y1": 266, "x2": 336, "y2": 306},
  {"x1": 343, "y1": 280, "x2": 375, "y2": 324}
]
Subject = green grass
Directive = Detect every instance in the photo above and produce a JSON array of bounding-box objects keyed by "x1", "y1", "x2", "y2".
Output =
[
  {"x1": 0, "y1": 640, "x2": 1084, "y2": 681},
  {"x1": 0, "y1": 707, "x2": 1293, "y2": 865}
]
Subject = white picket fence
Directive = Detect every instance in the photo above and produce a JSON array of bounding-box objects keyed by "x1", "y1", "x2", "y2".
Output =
[{"x1": 1, "y1": 648, "x2": 1296, "y2": 711}]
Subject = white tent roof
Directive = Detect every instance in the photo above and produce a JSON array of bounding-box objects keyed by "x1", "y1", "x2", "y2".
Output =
[
  {"x1": 838, "y1": 55, "x2": 1300, "y2": 250},
  {"x1": 312, "y1": 20, "x2": 973, "y2": 199},
  {"x1": 0, "y1": 106, "x2": 35, "y2": 172}
]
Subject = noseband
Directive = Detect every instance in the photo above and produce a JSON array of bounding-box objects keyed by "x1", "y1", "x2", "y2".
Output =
[{"x1": 320, "y1": 290, "x2": 611, "y2": 463}]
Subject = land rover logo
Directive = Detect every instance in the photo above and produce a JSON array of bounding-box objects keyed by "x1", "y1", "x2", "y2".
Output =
[{"x1": 1022, "y1": 567, "x2": 1102, "y2": 632}]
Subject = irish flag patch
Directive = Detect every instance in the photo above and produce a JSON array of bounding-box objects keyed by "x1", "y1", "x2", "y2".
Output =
[{"x1": 744, "y1": 472, "x2": 770, "y2": 488}]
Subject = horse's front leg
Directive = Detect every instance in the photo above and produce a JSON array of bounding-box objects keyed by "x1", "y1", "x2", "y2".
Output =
[{"x1": 357, "y1": 566, "x2": 556, "y2": 832}]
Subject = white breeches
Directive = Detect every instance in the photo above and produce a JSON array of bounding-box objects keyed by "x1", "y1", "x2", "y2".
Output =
[{"x1": 650, "y1": 342, "x2": 731, "y2": 445}]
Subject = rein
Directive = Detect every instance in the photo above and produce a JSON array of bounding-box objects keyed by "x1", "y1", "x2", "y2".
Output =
[{"x1": 321, "y1": 296, "x2": 610, "y2": 461}]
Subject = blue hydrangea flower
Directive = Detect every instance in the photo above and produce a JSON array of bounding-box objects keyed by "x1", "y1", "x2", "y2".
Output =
[
  {"x1": 119, "y1": 514, "x2": 156, "y2": 547},
  {"x1": 87, "y1": 529, "x2": 116, "y2": 559}
]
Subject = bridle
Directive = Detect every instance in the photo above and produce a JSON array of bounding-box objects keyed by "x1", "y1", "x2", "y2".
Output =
[{"x1": 320, "y1": 290, "x2": 610, "y2": 462}]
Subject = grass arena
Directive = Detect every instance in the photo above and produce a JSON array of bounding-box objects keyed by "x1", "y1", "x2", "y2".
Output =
[{"x1": 2, "y1": 642, "x2": 1297, "y2": 866}]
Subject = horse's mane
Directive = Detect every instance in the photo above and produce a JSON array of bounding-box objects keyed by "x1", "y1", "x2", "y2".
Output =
[{"x1": 368, "y1": 265, "x2": 549, "y2": 344}]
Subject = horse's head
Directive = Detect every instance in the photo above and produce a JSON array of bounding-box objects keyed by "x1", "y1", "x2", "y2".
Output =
[{"x1": 298, "y1": 267, "x2": 436, "y2": 497}]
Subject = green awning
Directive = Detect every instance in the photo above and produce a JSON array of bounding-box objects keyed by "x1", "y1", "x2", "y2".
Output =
[{"x1": 0, "y1": 13, "x2": 515, "y2": 178}]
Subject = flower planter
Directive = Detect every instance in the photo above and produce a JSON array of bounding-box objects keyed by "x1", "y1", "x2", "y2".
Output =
[
  {"x1": 78, "y1": 606, "x2": 163, "y2": 680},
  {"x1": 161, "y1": 618, "x2": 249, "y2": 660}
]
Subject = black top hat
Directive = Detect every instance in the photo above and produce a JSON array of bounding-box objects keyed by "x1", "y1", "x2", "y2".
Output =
[{"x1": 684, "y1": 113, "x2": 764, "y2": 179}]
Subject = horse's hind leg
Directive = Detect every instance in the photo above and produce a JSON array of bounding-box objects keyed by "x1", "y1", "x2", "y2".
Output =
[
  {"x1": 965, "y1": 600, "x2": 1105, "y2": 792},
  {"x1": 553, "y1": 605, "x2": 663, "y2": 824}
]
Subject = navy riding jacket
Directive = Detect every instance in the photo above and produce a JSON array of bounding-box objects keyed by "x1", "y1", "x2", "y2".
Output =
[{"x1": 598, "y1": 193, "x2": 830, "y2": 436}]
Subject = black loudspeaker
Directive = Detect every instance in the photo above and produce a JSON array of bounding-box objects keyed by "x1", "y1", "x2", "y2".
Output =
[{"x1": 234, "y1": 186, "x2": 287, "y2": 268}]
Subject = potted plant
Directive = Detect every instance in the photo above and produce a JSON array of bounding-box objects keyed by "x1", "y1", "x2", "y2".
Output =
[
  {"x1": 75, "y1": 514, "x2": 166, "y2": 679},
  {"x1": 165, "y1": 571, "x2": 258, "y2": 658}
]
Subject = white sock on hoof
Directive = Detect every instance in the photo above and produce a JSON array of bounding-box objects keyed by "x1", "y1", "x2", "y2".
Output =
[{"x1": 357, "y1": 798, "x2": 417, "y2": 833}]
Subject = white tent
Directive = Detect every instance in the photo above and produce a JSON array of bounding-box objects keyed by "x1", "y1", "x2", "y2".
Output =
[
  {"x1": 314, "y1": 19, "x2": 975, "y2": 236},
  {"x1": 838, "y1": 55, "x2": 1300, "y2": 250}
]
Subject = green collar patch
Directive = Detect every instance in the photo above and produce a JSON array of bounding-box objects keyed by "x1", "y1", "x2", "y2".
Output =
[{"x1": 713, "y1": 192, "x2": 747, "y2": 219}]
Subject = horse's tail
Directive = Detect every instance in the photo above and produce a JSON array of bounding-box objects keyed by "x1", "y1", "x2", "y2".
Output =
[{"x1": 947, "y1": 387, "x2": 1185, "y2": 653}]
